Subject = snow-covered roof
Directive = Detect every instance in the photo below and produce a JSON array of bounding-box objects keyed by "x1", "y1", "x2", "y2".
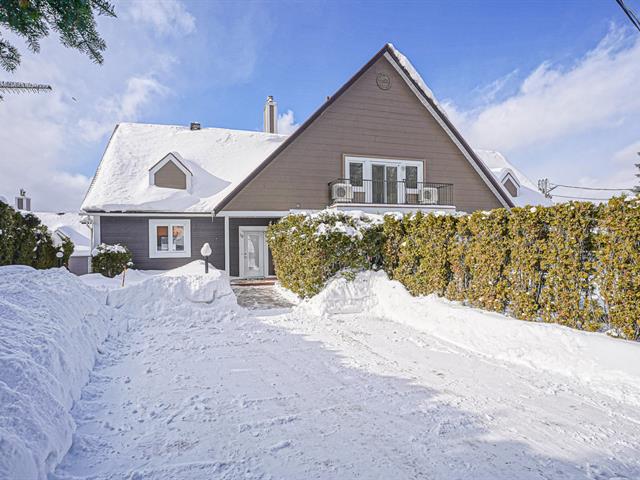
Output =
[
  {"x1": 82, "y1": 123, "x2": 288, "y2": 213},
  {"x1": 34, "y1": 211, "x2": 91, "y2": 256},
  {"x1": 387, "y1": 43, "x2": 439, "y2": 106},
  {"x1": 475, "y1": 150, "x2": 552, "y2": 207}
]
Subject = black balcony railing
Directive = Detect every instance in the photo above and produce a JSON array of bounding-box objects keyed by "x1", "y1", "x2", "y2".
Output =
[{"x1": 328, "y1": 178, "x2": 454, "y2": 206}]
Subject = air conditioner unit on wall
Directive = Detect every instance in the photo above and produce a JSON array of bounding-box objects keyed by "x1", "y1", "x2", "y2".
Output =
[
  {"x1": 332, "y1": 183, "x2": 354, "y2": 202},
  {"x1": 419, "y1": 187, "x2": 439, "y2": 205}
]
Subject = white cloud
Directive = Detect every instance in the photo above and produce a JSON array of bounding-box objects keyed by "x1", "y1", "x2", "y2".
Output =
[
  {"x1": 442, "y1": 26, "x2": 640, "y2": 200},
  {"x1": 78, "y1": 74, "x2": 170, "y2": 141},
  {"x1": 126, "y1": 0, "x2": 196, "y2": 36},
  {"x1": 446, "y1": 27, "x2": 640, "y2": 152},
  {"x1": 277, "y1": 110, "x2": 299, "y2": 135}
]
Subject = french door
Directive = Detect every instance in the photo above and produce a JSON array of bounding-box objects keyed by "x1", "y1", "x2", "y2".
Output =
[{"x1": 372, "y1": 164, "x2": 399, "y2": 204}]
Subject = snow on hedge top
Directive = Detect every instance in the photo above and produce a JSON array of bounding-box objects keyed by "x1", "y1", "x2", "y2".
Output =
[
  {"x1": 33, "y1": 212, "x2": 91, "y2": 256},
  {"x1": 475, "y1": 149, "x2": 553, "y2": 207},
  {"x1": 81, "y1": 123, "x2": 288, "y2": 213}
]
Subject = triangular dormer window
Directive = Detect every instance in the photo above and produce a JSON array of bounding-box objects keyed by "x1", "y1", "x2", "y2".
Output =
[{"x1": 149, "y1": 152, "x2": 192, "y2": 191}]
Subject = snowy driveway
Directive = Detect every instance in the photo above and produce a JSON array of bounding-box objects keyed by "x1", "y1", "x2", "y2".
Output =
[{"x1": 52, "y1": 283, "x2": 640, "y2": 479}]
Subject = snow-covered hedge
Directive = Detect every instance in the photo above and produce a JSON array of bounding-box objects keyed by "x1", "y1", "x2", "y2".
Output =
[
  {"x1": 0, "y1": 202, "x2": 73, "y2": 268},
  {"x1": 0, "y1": 266, "x2": 111, "y2": 479},
  {"x1": 91, "y1": 243, "x2": 133, "y2": 278},
  {"x1": 270, "y1": 198, "x2": 640, "y2": 340},
  {"x1": 267, "y1": 211, "x2": 385, "y2": 297}
]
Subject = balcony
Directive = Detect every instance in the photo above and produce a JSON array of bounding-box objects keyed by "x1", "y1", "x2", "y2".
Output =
[{"x1": 328, "y1": 178, "x2": 454, "y2": 207}]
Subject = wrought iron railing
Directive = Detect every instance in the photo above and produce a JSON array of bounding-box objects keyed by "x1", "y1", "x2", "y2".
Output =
[{"x1": 328, "y1": 178, "x2": 454, "y2": 206}]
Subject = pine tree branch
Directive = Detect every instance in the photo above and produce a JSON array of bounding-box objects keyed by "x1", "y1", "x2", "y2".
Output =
[{"x1": 0, "y1": 81, "x2": 52, "y2": 100}]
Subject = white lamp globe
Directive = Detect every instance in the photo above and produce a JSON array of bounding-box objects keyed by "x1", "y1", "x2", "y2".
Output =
[{"x1": 200, "y1": 242, "x2": 212, "y2": 257}]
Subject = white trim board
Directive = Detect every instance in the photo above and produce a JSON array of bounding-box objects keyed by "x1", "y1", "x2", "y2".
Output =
[
  {"x1": 148, "y1": 152, "x2": 193, "y2": 192},
  {"x1": 148, "y1": 219, "x2": 192, "y2": 258},
  {"x1": 383, "y1": 51, "x2": 511, "y2": 209},
  {"x1": 216, "y1": 211, "x2": 290, "y2": 218},
  {"x1": 85, "y1": 212, "x2": 213, "y2": 217},
  {"x1": 224, "y1": 216, "x2": 230, "y2": 276}
]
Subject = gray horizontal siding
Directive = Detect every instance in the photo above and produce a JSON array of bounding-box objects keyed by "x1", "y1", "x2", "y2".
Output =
[
  {"x1": 229, "y1": 217, "x2": 278, "y2": 277},
  {"x1": 100, "y1": 216, "x2": 225, "y2": 271},
  {"x1": 68, "y1": 256, "x2": 89, "y2": 275},
  {"x1": 224, "y1": 55, "x2": 503, "y2": 214}
]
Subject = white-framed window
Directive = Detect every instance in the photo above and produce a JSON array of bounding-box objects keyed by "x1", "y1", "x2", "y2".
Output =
[
  {"x1": 344, "y1": 156, "x2": 424, "y2": 203},
  {"x1": 148, "y1": 219, "x2": 191, "y2": 258}
]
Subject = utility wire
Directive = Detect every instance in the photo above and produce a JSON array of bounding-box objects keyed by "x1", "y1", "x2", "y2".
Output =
[
  {"x1": 615, "y1": 0, "x2": 640, "y2": 32},
  {"x1": 552, "y1": 184, "x2": 634, "y2": 191},
  {"x1": 552, "y1": 194, "x2": 619, "y2": 201}
]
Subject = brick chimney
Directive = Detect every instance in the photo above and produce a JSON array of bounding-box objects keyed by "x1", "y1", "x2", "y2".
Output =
[{"x1": 263, "y1": 96, "x2": 277, "y2": 134}]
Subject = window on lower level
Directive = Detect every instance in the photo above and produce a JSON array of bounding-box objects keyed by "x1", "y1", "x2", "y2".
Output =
[{"x1": 148, "y1": 219, "x2": 191, "y2": 258}]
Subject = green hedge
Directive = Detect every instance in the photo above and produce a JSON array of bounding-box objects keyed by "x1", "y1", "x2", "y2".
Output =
[
  {"x1": 91, "y1": 243, "x2": 133, "y2": 278},
  {"x1": 268, "y1": 197, "x2": 640, "y2": 340},
  {"x1": 597, "y1": 197, "x2": 640, "y2": 339},
  {"x1": 0, "y1": 202, "x2": 73, "y2": 269},
  {"x1": 267, "y1": 211, "x2": 384, "y2": 297}
]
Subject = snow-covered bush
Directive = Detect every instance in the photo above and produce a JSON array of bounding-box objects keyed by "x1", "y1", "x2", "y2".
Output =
[
  {"x1": 91, "y1": 243, "x2": 133, "y2": 278},
  {"x1": 267, "y1": 210, "x2": 385, "y2": 297},
  {"x1": 0, "y1": 266, "x2": 111, "y2": 479},
  {"x1": 0, "y1": 202, "x2": 73, "y2": 268}
]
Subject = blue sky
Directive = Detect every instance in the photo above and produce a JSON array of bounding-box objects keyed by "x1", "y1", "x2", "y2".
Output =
[{"x1": 1, "y1": 0, "x2": 638, "y2": 210}]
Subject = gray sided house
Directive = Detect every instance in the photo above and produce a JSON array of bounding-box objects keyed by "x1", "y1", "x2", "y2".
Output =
[{"x1": 82, "y1": 44, "x2": 541, "y2": 279}]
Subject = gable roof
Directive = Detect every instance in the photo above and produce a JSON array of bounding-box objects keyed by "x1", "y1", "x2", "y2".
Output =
[
  {"x1": 213, "y1": 43, "x2": 514, "y2": 213},
  {"x1": 475, "y1": 150, "x2": 553, "y2": 207},
  {"x1": 149, "y1": 152, "x2": 193, "y2": 176},
  {"x1": 81, "y1": 123, "x2": 288, "y2": 213}
]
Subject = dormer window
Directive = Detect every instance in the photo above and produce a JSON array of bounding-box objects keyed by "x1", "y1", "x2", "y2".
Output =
[
  {"x1": 149, "y1": 152, "x2": 192, "y2": 191},
  {"x1": 501, "y1": 171, "x2": 521, "y2": 197}
]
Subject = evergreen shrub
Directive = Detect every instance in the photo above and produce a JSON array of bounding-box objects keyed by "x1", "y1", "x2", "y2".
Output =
[
  {"x1": 597, "y1": 196, "x2": 640, "y2": 339},
  {"x1": 0, "y1": 202, "x2": 72, "y2": 268},
  {"x1": 91, "y1": 243, "x2": 133, "y2": 278},
  {"x1": 267, "y1": 211, "x2": 384, "y2": 297}
]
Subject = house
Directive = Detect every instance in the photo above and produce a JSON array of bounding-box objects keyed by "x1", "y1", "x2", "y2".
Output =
[
  {"x1": 475, "y1": 150, "x2": 552, "y2": 207},
  {"x1": 82, "y1": 43, "x2": 524, "y2": 279},
  {"x1": 34, "y1": 212, "x2": 92, "y2": 275}
]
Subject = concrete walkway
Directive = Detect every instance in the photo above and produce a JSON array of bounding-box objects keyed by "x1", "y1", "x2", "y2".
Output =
[{"x1": 231, "y1": 284, "x2": 295, "y2": 310}]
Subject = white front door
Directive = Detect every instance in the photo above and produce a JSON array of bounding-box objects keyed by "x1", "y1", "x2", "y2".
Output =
[{"x1": 239, "y1": 227, "x2": 268, "y2": 278}]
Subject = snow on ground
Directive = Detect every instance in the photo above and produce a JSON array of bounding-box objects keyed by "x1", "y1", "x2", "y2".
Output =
[
  {"x1": 0, "y1": 266, "x2": 111, "y2": 479},
  {"x1": 43, "y1": 266, "x2": 640, "y2": 478}
]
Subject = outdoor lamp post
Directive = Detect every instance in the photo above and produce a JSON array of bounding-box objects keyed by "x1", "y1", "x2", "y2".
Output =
[
  {"x1": 56, "y1": 251, "x2": 64, "y2": 268},
  {"x1": 201, "y1": 242, "x2": 212, "y2": 273}
]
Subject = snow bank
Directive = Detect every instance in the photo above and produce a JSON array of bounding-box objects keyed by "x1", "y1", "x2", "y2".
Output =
[
  {"x1": 107, "y1": 261, "x2": 237, "y2": 316},
  {"x1": 0, "y1": 266, "x2": 111, "y2": 479},
  {"x1": 300, "y1": 271, "x2": 640, "y2": 406}
]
